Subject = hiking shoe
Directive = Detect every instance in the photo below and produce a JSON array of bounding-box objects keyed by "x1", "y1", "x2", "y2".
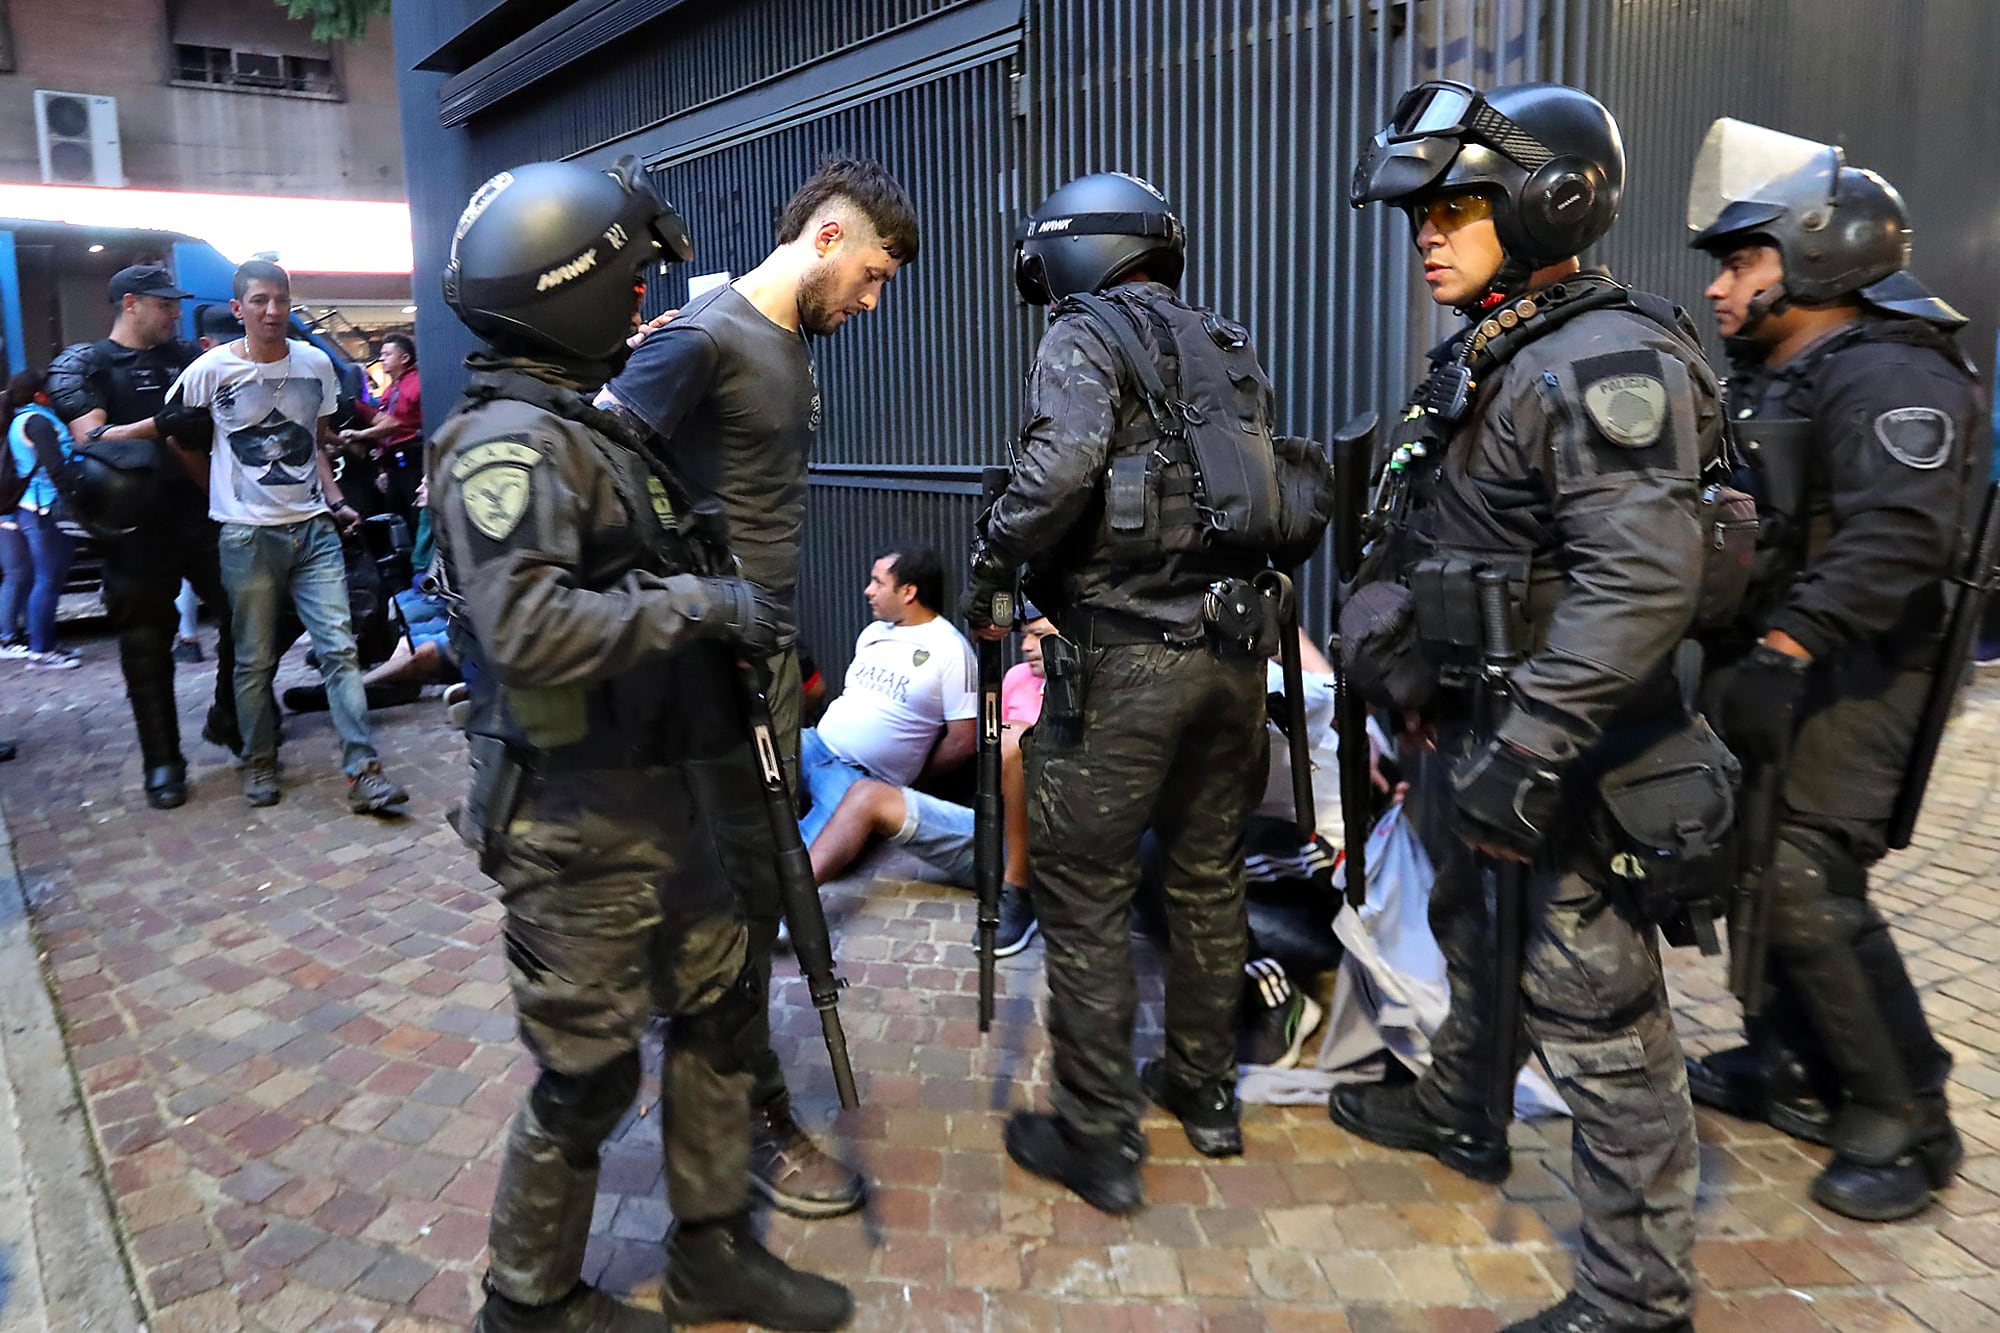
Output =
[
  {"x1": 1141, "y1": 1058, "x2": 1244, "y2": 1158},
  {"x1": 348, "y1": 763, "x2": 409, "y2": 814},
  {"x1": 1238, "y1": 958, "x2": 1323, "y2": 1069},
  {"x1": 1329, "y1": 1077, "x2": 1511, "y2": 1183},
  {"x1": 749, "y1": 1093, "x2": 865, "y2": 1218},
  {"x1": 1003, "y1": 1111, "x2": 1146, "y2": 1215},
  {"x1": 243, "y1": 757, "x2": 281, "y2": 807},
  {"x1": 24, "y1": 649, "x2": 79, "y2": 670},
  {"x1": 995, "y1": 881, "x2": 1039, "y2": 957},
  {"x1": 171, "y1": 637, "x2": 204, "y2": 664}
]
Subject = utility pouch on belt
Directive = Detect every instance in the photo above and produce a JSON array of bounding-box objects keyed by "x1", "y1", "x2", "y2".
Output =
[
  {"x1": 461, "y1": 734, "x2": 530, "y2": 875},
  {"x1": 1203, "y1": 576, "x2": 1278, "y2": 658},
  {"x1": 1409, "y1": 556, "x2": 1489, "y2": 664},
  {"x1": 1591, "y1": 715, "x2": 1739, "y2": 952},
  {"x1": 1039, "y1": 632, "x2": 1084, "y2": 749}
]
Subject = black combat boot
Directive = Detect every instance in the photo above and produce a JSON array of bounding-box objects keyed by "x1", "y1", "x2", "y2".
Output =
[
  {"x1": 474, "y1": 1278, "x2": 670, "y2": 1332},
  {"x1": 1685, "y1": 1042, "x2": 1836, "y2": 1146},
  {"x1": 748, "y1": 1092, "x2": 866, "y2": 1218},
  {"x1": 129, "y1": 669, "x2": 187, "y2": 809},
  {"x1": 1328, "y1": 1077, "x2": 1510, "y2": 1184},
  {"x1": 661, "y1": 1213, "x2": 852, "y2": 1331},
  {"x1": 1811, "y1": 1096, "x2": 1962, "y2": 1222},
  {"x1": 1003, "y1": 1111, "x2": 1147, "y2": 1215},
  {"x1": 1140, "y1": 1059, "x2": 1242, "y2": 1158},
  {"x1": 1502, "y1": 1290, "x2": 1690, "y2": 1332}
]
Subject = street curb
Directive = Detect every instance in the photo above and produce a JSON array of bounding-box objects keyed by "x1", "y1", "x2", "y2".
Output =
[{"x1": 0, "y1": 789, "x2": 147, "y2": 1331}]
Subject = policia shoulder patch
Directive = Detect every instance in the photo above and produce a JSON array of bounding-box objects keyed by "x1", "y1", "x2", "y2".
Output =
[
  {"x1": 452, "y1": 438, "x2": 540, "y2": 541},
  {"x1": 1578, "y1": 353, "x2": 1669, "y2": 448},
  {"x1": 1873, "y1": 406, "x2": 1954, "y2": 470}
]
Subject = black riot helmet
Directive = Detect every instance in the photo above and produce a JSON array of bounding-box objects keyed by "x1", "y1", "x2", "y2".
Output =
[
  {"x1": 1685, "y1": 118, "x2": 1963, "y2": 328},
  {"x1": 1014, "y1": 173, "x2": 1185, "y2": 305},
  {"x1": 442, "y1": 156, "x2": 695, "y2": 364},
  {"x1": 1351, "y1": 81, "x2": 1625, "y2": 280}
]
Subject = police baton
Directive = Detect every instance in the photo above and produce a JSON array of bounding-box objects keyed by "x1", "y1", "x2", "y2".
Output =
[
  {"x1": 1254, "y1": 570, "x2": 1316, "y2": 845},
  {"x1": 1475, "y1": 567, "x2": 1527, "y2": 1126},
  {"x1": 973, "y1": 466, "x2": 1016, "y2": 1032},
  {"x1": 1330, "y1": 413, "x2": 1379, "y2": 907}
]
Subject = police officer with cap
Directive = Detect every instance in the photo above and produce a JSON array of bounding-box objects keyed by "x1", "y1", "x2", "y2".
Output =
[
  {"x1": 48, "y1": 264, "x2": 239, "y2": 809},
  {"x1": 431, "y1": 159, "x2": 850, "y2": 1332},
  {"x1": 1685, "y1": 119, "x2": 1977, "y2": 1221},
  {"x1": 969, "y1": 172, "x2": 1309, "y2": 1212},
  {"x1": 1338, "y1": 82, "x2": 1720, "y2": 1332}
]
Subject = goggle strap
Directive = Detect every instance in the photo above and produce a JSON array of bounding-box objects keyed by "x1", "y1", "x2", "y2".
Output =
[{"x1": 1017, "y1": 211, "x2": 1178, "y2": 242}]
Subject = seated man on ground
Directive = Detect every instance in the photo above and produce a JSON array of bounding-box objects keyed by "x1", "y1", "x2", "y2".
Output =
[
  {"x1": 808, "y1": 606, "x2": 1052, "y2": 954},
  {"x1": 283, "y1": 582, "x2": 459, "y2": 714}
]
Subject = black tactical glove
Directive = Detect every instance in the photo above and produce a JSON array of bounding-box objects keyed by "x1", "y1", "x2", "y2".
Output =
[
  {"x1": 694, "y1": 576, "x2": 795, "y2": 657},
  {"x1": 1720, "y1": 642, "x2": 1811, "y2": 767},
  {"x1": 964, "y1": 539, "x2": 1016, "y2": 634},
  {"x1": 1449, "y1": 737, "x2": 1563, "y2": 859}
]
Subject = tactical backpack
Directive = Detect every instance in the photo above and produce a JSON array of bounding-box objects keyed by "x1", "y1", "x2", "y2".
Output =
[{"x1": 1063, "y1": 291, "x2": 1334, "y2": 572}]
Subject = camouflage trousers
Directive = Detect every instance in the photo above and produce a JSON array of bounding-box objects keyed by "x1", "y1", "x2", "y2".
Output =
[
  {"x1": 1409, "y1": 745, "x2": 1699, "y2": 1326},
  {"x1": 483, "y1": 765, "x2": 753, "y2": 1302},
  {"x1": 1025, "y1": 641, "x2": 1267, "y2": 1138}
]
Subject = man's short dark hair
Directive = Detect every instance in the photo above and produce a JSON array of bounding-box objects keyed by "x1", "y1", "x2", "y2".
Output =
[
  {"x1": 380, "y1": 331, "x2": 416, "y2": 365},
  {"x1": 875, "y1": 543, "x2": 944, "y2": 614},
  {"x1": 197, "y1": 304, "x2": 244, "y2": 340},
  {"x1": 777, "y1": 157, "x2": 920, "y2": 263},
  {"x1": 232, "y1": 259, "x2": 291, "y2": 301}
]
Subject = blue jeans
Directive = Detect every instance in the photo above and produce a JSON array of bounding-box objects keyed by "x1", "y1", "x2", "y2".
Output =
[
  {"x1": 219, "y1": 516, "x2": 376, "y2": 774},
  {"x1": 16, "y1": 508, "x2": 75, "y2": 653},
  {"x1": 0, "y1": 518, "x2": 27, "y2": 640},
  {"x1": 798, "y1": 727, "x2": 870, "y2": 847}
]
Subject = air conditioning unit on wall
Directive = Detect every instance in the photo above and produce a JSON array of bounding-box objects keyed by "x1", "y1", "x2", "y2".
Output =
[{"x1": 34, "y1": 90, "x2": 124, "y2": 187}]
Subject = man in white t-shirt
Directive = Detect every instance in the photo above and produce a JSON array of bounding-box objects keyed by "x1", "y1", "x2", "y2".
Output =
[
  {"x1": 798, "y1": 545, "x2": 977, "y2": 877},
  {"x1": 155, "y1": 261, "x2": 406, "y2": 814}
]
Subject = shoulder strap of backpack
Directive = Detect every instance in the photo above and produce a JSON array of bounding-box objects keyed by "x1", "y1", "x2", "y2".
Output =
[{"x1": 1067, "y1": 292, "x2": 1173, "y2": 412}]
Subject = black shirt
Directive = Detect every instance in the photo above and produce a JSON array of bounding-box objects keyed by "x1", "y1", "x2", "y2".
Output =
[{"x1": 604, "y1": 285, "x2": 818, "y2": 606}]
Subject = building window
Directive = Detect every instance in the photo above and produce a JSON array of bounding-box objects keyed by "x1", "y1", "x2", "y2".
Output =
[{"x1": 172, "y1": 43, "x2": 339, "y2": 96}]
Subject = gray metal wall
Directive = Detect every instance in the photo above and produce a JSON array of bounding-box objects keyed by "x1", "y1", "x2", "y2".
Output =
[{"x1": 1583, "y1": 0, "x2": 2000, "y2": 379}]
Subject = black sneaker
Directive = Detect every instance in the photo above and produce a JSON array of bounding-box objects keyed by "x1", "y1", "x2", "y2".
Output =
[
  {"x1": 1140, "y1": 1059, "x2": 1243, "y2": 1158},
  {"x1": 1238, "y1": 958, "x2": 1324, "y2": 1069},
  {"x1": 995, "y1": 882, "x2": 1039, "y2": 957},
  {"x1": 1328, "y1": 1077, "x2": 1511, "y2": 1183},
  {"x1": 171, "y1": 637, "x2": 204, "y2": 665},
  {"x1": 1003, "y1": 1111, "x2": 1146, "y2": 1215},
  {"x1": 1501, "y1": 1290, "x2": 1689, "y2": 1333},
  {"x1": 348, "y1": 763, "x2": 409, "y2": 814}
]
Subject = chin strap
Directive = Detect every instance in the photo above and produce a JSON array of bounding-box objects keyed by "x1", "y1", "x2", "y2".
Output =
[{"x1": 1737, "y1": 281, "x2": 1793, "y2": 339}]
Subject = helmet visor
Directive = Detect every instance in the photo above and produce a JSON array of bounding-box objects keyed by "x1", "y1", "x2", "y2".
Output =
[
  {"x1": 1351, "y1": 81, "x2": 1554, "y2": 207},
  {"x1": 1687, "y1": 117, "x2": 1841, "y2": 236}
]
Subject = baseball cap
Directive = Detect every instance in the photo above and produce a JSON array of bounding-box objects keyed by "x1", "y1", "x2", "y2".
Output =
[{"x1": 108, "y1": 265, "x2": 190, "y2": 303}]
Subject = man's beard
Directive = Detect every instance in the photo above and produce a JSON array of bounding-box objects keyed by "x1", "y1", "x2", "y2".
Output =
[{"x1": 796, "y1": 264, "x2": 842, "y2": 338}]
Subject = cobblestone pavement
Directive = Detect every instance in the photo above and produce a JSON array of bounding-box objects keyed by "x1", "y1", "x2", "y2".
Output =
[{"x1": 1, "y1": 630, "x2": 1996, "y2": 1332}]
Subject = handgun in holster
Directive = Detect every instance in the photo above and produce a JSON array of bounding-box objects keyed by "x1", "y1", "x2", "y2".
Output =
[
  {"x1": 1039, "y1": 632, "x2": 1084, "y2": 749},
  {"x1": 462, "y1": 733, "x2": 530, "y2": 876}
]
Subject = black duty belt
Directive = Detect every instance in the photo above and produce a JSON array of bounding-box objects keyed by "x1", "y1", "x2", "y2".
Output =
[{"x1": 1065, "y1": 606, "x2": 1204, "y2": 650}]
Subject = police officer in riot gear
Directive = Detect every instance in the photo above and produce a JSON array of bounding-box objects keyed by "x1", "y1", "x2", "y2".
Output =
[
  {"x1": 48, "y1": 264, "x2": 239, "y2": 809},
  {"x1": 1685, "y1": 120, "x2": 1977, "y2": 1221},
  {"x1": 431, "y1": 159, "x2": 850, "y2": 1333},
  {"x1": 970, "y1": 172, "x2": 1314, "y2": 1213},
  {"x1": 1339, "y1": 82, "x2": 1716, "y2": 1333}
]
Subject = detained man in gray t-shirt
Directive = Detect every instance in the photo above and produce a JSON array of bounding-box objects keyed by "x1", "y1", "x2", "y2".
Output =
[
  {"x1": 148, "y1": 261, "x2": 408, "y2": 815},
  {"x1": 599, "y1": 158, "x2": 918, "y2": 1221}
]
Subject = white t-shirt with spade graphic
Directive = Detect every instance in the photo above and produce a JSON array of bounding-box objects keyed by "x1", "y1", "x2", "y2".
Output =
[
  {"x1": 168, "y1": 338, "x2": 340, "y2": 526},
  {"x1": 816, "y1": 615, "x2": 978, "y2": 787}
]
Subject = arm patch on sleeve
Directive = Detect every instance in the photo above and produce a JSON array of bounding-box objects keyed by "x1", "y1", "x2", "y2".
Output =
[
  {"x1": 1576, "y1": 350, "x2": 1669, "y2": 449},
  {"x1": 1872, "y1": 406, "x2": 1953, "y2": 470},
  {"x1": 451, "y1": 439, "x2": 540, "y2": 541}
]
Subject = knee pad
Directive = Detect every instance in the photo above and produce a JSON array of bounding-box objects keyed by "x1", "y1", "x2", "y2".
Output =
[
  {"x1": 670, "y1": 964, "x2": 764, "y2": 1075},
  {"x1": 528, "y1": 1050, "x2": 642, "y2": 1166},
  {"x1": 1767, "y1": 826, "x2": 1874, "y2": 957}
]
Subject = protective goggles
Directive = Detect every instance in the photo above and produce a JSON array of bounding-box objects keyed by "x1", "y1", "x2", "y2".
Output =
[
  {"x1": 607, "y1": 155, "x2": 695, "y2": 266},
  {"x1": 1351, "y1": 80, "x2": 1556, "y2": 207}
]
